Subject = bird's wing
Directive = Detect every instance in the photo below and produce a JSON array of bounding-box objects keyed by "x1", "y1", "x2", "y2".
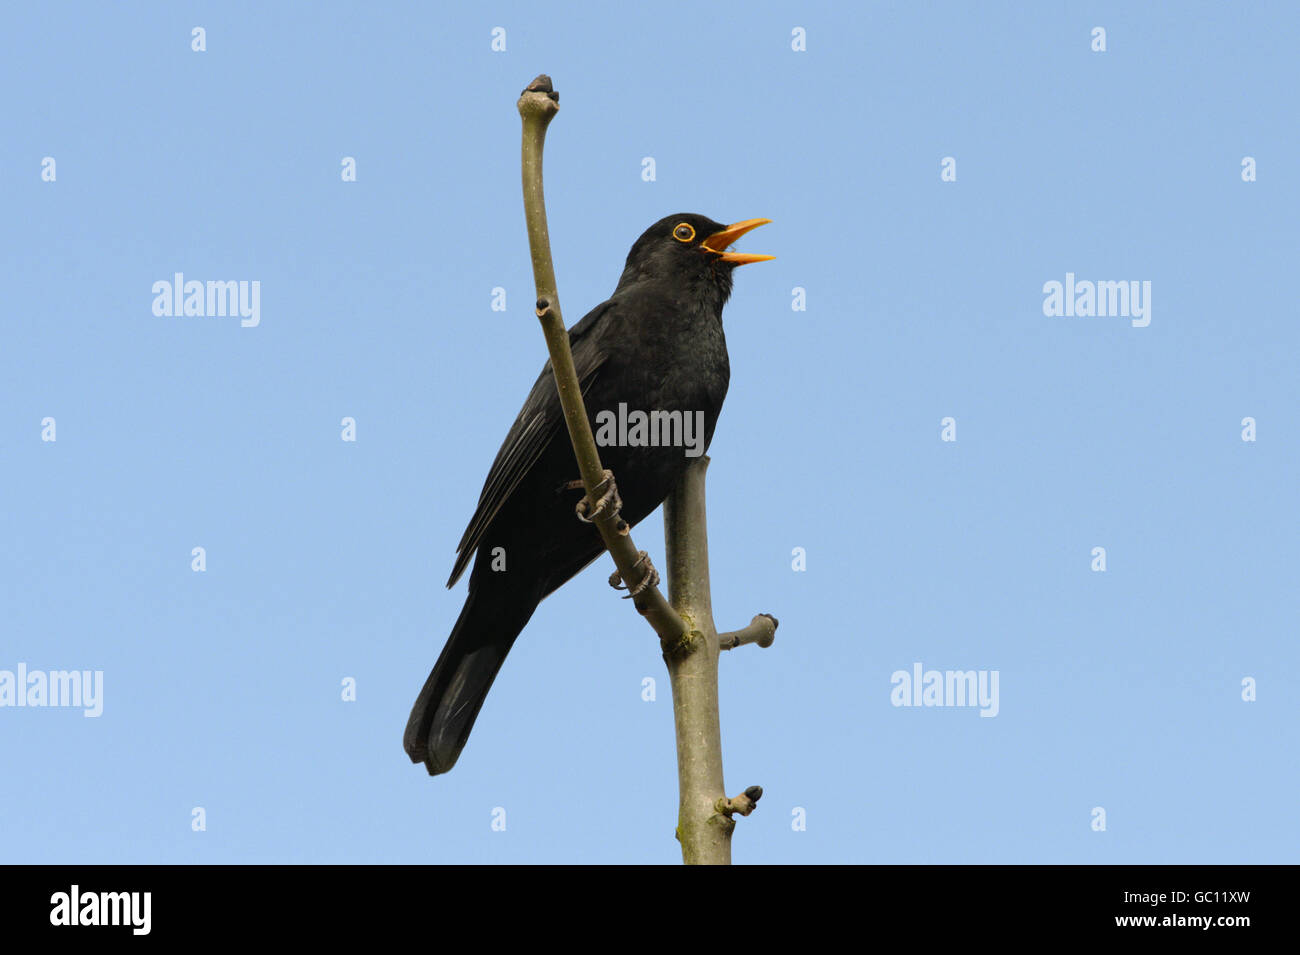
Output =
[{"x1": 446, "y1": 300, "x2": 615, "y2": 587}]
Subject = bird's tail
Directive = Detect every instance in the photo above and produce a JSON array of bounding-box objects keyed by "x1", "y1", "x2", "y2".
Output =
[{"x1": 403, "y1": 581, "x2": 541, "y2": 776}]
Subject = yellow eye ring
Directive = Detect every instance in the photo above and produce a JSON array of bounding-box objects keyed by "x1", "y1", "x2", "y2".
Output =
[{"x1": 672, "y1": 223, "x2": 695, "y2": 243}]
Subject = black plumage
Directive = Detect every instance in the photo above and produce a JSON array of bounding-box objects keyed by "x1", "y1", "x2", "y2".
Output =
[{"x1": 404, "y1": 213, "x2": 770, "y2": 775}]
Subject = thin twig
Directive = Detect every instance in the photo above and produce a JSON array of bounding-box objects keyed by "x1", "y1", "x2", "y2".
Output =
[{"x1": 515, "y1": 75, "x2": 685, "y2": 644}]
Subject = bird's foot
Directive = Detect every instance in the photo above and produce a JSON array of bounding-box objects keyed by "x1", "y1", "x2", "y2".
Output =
[
  {"x1": 610, "y1": 550, "x2": 659, "y2": 599},
  {"x1": 574, "y1": 469, "x2": 627, "y2": 533}
]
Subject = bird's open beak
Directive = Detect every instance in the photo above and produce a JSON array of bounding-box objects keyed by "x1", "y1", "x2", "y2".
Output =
[{"x1": 702, "y1": 218, "x2": 774, "y2": 265}]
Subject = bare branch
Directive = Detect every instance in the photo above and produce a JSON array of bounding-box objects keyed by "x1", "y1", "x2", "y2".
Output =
[
  {"x1": 515, "y1": 74, "x2": 773, "y2": 866},
  {"x1": 663, "y1": 456, "x2": 739, "y2": 864},
  {"x1": 516, "y1": 77, "x2": 685, "y2": 645}
]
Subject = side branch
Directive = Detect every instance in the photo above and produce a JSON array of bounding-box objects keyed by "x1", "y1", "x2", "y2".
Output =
[
  {"x1": 719, "y1": 614, "x2": 778, "y2": 651},
  {"x1": 716, "y1": 786, "x2": 764, "y2": 817}
]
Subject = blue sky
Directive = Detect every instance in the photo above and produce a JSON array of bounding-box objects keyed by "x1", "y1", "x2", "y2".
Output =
[{"x1": 1, "y1": 1, "x2": 1296, "y2": 863}]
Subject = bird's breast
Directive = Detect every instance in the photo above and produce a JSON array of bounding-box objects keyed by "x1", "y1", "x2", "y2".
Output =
[{"x1": 579, "y1": 303, "x2": 729, "y2": 523}]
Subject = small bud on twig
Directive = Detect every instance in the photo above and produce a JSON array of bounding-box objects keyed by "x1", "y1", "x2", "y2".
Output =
[
  {"x1": 716, "y1": 785, "x2": 764, "y2": 818},
  {"x1": 719, "y1": 613, "x2": 778, "y2": 651}
]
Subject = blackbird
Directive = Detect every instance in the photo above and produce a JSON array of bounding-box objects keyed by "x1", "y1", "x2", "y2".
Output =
[{"x1": 404, "y1": 213, "x2": 772, "y2": 775}]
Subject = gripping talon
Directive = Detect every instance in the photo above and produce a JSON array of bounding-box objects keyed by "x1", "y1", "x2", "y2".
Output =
[
  {"x1": 575, "y1": 469, "x2": 622, "y2": 524},
  {"x1": 610, "y1": 550, "x2": 659, "y2": 599}
]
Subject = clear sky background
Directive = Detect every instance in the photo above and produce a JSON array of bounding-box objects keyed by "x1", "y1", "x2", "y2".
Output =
[{"x1": 2, "y1": 2, "x2": 1296, "y2": 864}]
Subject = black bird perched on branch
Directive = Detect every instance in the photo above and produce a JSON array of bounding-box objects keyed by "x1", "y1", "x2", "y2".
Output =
[{"x1": 404, "y1": 213, "x2": 772, "y2": 775}]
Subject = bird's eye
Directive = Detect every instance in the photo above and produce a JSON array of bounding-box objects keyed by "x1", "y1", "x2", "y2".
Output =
[{"x1": 673, "y1": 223, "x2": 695, "y2": 243}]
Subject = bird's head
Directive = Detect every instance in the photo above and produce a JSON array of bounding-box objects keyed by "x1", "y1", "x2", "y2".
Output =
[{"x1": 616, "y1": 213, "x2": 773, "y2": 301}]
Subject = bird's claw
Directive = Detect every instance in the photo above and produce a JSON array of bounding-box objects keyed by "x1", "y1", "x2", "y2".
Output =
[
  {"x1": 575, "y1": 470, "x2": 624, "y2": 528},
  {"x1": 610, "y1": 550, "x2": 659, "y2": 599}
]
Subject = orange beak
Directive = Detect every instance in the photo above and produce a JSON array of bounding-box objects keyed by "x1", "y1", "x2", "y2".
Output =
[{"x1": 701, "y1": 218, "x2": 774, "y2": 265}]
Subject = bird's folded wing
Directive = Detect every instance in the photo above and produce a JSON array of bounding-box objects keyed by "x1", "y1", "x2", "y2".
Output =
[{"x1": 446, "y1": 300, "x2": 615, "y2": 587}]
